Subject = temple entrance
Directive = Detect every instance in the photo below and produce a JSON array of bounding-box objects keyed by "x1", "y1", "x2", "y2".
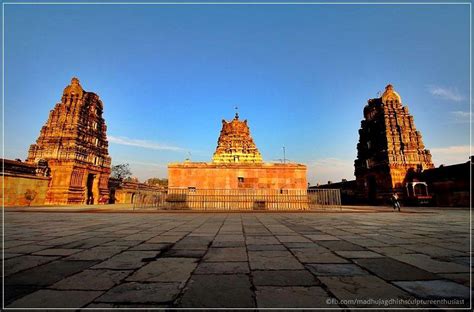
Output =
[
  {"x1": 86, "y1": 174, "x2": 95, "y2": 204},
  {"x1": 109, "y1": 188, "x2": 116, "y2": 204},
  {"x1": 367, "y1": 176, "x2": 377, "y2": 203}
]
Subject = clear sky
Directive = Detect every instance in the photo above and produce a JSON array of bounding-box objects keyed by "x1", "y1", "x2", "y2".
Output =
[{"x1": 3, "y1": 2, "x2": 471, "y2": 185}]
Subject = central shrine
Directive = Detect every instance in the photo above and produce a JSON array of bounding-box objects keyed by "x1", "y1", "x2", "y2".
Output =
[
  {"x1": 168, "y1": 113, "x2": 307, "y2": 190},
  {"x1": 212, "y1": 112, "x2": 263, "y2": 164}
]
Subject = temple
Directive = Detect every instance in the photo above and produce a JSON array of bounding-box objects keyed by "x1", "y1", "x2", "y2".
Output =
[
  {"x1": 26, "y1": 78, "x2": 111, "y2": 205},
  {"x1": 212, "y1": 112, "x2": 263, "y2": 163},
  {"x1": 354, "y1": 84, "x2": 434, "y2": 202},
  {"x1": 168, "y1": 114, "x2": 307, "y2": 190}
]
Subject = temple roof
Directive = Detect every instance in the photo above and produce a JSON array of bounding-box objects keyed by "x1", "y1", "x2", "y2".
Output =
[
  {"x1": 212, "y1": 113, "x2": 263, "y2": 163},
  {"x1": 63, "y1": 77, "x2": 84, "y2": 99},
  {"x1": 381, "y1": 84, "x2": 402, "y2": 104}
]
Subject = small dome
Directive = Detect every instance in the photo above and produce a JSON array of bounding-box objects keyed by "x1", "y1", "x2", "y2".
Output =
[
  {"x1": 63, "y1": 77, "x2": 84, "y2": 98},
  {"x1": 381, "y1": 84, "x2": 401, "y2": 104}
]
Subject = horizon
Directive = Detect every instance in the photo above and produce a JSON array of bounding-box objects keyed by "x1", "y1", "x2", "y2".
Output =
[{"x1": 3, "y1": 2, "x2": 471, "y2": 184}]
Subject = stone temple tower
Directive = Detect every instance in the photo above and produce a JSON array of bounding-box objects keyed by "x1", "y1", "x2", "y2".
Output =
[
  {"x1": 354, "y1": 84, "x2": 434, "y2": 202},
  {"x1": 27, "y1": 78, "x2": 111, "y2": 205},
  {"x1": 212, "y1": 112, "x2": 263, "y2": 163}
]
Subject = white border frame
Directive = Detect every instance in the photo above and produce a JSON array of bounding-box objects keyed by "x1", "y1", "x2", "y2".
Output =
[{"x1": 1, "y1": 1, "x2": 472, "y2": 311}]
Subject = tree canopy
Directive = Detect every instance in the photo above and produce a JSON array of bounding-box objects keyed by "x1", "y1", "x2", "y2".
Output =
[
  {"x1": 111, "y1": 163, "x2": 132, "y2": 181},
  {"x1": 145, "y1": 178, "x2": 168, "y2": 187}
]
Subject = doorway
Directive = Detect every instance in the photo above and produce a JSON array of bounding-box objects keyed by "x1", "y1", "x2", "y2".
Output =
[
  {"x1": 86, "y1": 174, "x2": 95, "y2": 204},
  {"x1": 367, "y1": 176, "x2": 377, "y2": 203}
]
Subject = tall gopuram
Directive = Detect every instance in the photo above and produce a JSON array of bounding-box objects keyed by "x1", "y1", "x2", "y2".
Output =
[
  {"x1": 27, "y1": 78, "x2": 111, "y2": 205},
  {"x1": 168, "y1": 113, "x2": 307, "y2": 190},
  {"x1": 354, "y1": 84, "x2": 434, "y2": 202},
  {"x1": 212, "y1": 112, "x2": 263, "y2": 163}
]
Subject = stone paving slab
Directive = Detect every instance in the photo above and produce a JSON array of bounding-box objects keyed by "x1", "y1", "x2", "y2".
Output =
[
  {"x1": 335, "y1": 250, "x2": 384, "y2": 258},
  {"x1": 391, "y1": 253, "x2": 470, "y2": 273},
  {"x1": 353, "y1": 257, "x2": 439, "y2": 281},
  {"x1": 195, "y1": 261, "x2": 250, "y2": 274},
  {"x1": 178, "y1": 274, "x2": 255, "y2": 308},
  {"x1": 248, "y1": 250, "x2": 304, "y2": 270},
  {"x1": 95, "y1": 282, "x2": 181, "y2": 304},
  {"x1": 292, "y1": 248, "x2": 349, "y2": 263},
  {"x1": 5, "y1": 260, "x2": 99, "y2": 287},
  {"x1": 8, "y1": 289, "x2": 103, "y2": 308},
  {"x1": 126, "y1": 257, "x2": 197, "y2": 284},
  {"x1": 64, "y1": 246, "x2": 126, "y2": 261},
  {"x1": 3, "y1": 209, "x2": 471, "y2": 309},
  {"x1": 4, "y1": 255, "x2": 60, "y2": 276},
  {"x1": 252, "y1": 270, "x2": 319, "y2": 286},
  {"x1": 32, "y1": 248, "x2": 82, "y2": 256},
  {"x1": 306, "y1": 263, "x2": 369, "y2": 276},
  {"x1": 203, "y1": 247, "x2": 247, "y2": 262},
  {"x1": 91, "y1": 251, "x2": 158, "y2": 270},
  {"x1": 319, "y1": 275, "x2": 416, "y2": 308},
  {"x1": 50, "y1": 269, "x2": 131, "y2": 290},
  {"x1": 394, "y1": 280, "x2": 471, "y2": 300},
  {"x1": 256, "y1": 286, "x2": 333, "y2": 308}
]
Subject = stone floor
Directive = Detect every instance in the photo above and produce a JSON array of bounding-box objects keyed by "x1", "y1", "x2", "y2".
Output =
[{"x1": 3, "y1": 209, "x2": 471, "y2": 309}]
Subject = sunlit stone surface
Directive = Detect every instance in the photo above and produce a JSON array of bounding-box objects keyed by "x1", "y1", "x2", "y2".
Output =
[
  {"x1": 354, "y1": 84, "x2": 434, "y2": 201},
  {"x1": 26, "y1": 78, "x2": 111, "y2": 205},
  {"x1": 4, "y1": 208, "x2": 469, "y2": 308},
  {"x1": 168, "y1": 113, "x2": 307, "y2": 191}
]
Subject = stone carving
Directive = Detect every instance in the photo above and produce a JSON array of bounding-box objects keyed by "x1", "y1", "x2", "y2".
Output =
[
  {"x1": 35, "y1": 159, "x2": 50, "y2": 177},
  {"x1": 212, "y1": 113, "x2": 263, "y2": 163},
  {"x1": 354, "y1": 84, "x2": 434, "y2": 201},
  {"x1": 26, "y1": 78, "x2": 111, "y2": 205}
]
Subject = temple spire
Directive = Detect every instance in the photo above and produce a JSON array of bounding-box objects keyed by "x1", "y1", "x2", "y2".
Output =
[
  {"x1": 212, "y1": 113, "x2": 262, "y2": 163},
  {"x1": 234, "y1": 106, "x2": 239, "y2": 120}
]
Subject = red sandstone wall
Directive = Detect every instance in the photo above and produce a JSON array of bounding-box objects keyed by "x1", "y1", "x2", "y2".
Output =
[
  {"x1": 168, "y1": 163, "x2": 307, "y2": 190},
  {"x1": 1, "y1": 174, "x2": 50, "y2": 207}
]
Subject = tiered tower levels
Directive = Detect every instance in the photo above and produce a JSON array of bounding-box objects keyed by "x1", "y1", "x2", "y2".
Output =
[
  {"x1": 354, "y1": 84, "x2": 434, "y2": 200},
  {"x1": 212, "y1": 113, "x2": 263, "y2": 164},
  {"x1": 27, "y1": 78, "x2": 111, "y2": 204}
]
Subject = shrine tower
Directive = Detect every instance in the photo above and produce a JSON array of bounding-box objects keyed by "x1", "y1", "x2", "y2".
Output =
[
  {"x1": 168, "y1": 113, "x2": 307, "y2": 191},
  {"x1": 354, "y1": 84, "x2": 434, "y2": 202},
  {"x1": 27, "y1": 78, "x2": 111, "y2": 204},
  {"x1": 212, "y1": 112, "x2": 263, "y2": 164}
]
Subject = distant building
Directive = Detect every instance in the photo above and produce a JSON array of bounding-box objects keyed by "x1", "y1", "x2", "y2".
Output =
[
  {"x1": 310, "y1": 179, "x2": 358, "y2": 205},
  {"x1": 168, "y1": 113, "x2": 307, "y2": 190},
  {"x1": 354, "y1": 84, "x2": 434, "y2": 203},
  {"x1": 421, "y1": 159, "x2": 471, "y2": 207},
  {"x1": 26, "y1": 78, "x2": 111, "y2": 205}
]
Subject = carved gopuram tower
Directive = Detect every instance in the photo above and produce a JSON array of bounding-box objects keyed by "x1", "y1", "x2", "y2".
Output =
[
  {"x1": 354, "y1": 84, "x2": 434, "y2": 202},
  {"x1": 27, "y1": 78, "x2": 111, "y2": 205},
  {"x1": 212, "y1": 112, "x2": 263, "y2": 163}
]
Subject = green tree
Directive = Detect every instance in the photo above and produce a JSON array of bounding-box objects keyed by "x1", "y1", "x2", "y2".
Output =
[
  {"x1": 111, "y1": 163, "x2": 132, "y2": 181},
  {"x1": 146, "y1": 178, "x2": 168, "y2": 187}
]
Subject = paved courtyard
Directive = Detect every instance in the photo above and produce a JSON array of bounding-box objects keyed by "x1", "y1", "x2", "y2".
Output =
[{"x1": 3, "y1": 209, "x2": 471, "y2": 309}]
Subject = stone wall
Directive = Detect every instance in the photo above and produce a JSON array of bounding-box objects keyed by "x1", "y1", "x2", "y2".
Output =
[
  {"x1": 1, "y1": 159, "x2": 51, "y2": 207},
  {"x1": 168, "y1": 162, "x2": 307, "y2": 190},
  {"x1": 421, "y1": 160, "x2": 471, "y2": 207},
  {"x1": 108, "y1": 179, "x2": 164, "y2": 204}
]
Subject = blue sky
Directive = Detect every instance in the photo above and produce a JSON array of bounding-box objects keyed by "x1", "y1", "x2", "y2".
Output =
[{"x1": 3, "y1": 2, "x2": 471, "y2": 184}]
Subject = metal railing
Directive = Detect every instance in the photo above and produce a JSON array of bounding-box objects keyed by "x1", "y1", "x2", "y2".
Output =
[{"x1": 132, "y1": 188, "x2": 341, "y2": 211}]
